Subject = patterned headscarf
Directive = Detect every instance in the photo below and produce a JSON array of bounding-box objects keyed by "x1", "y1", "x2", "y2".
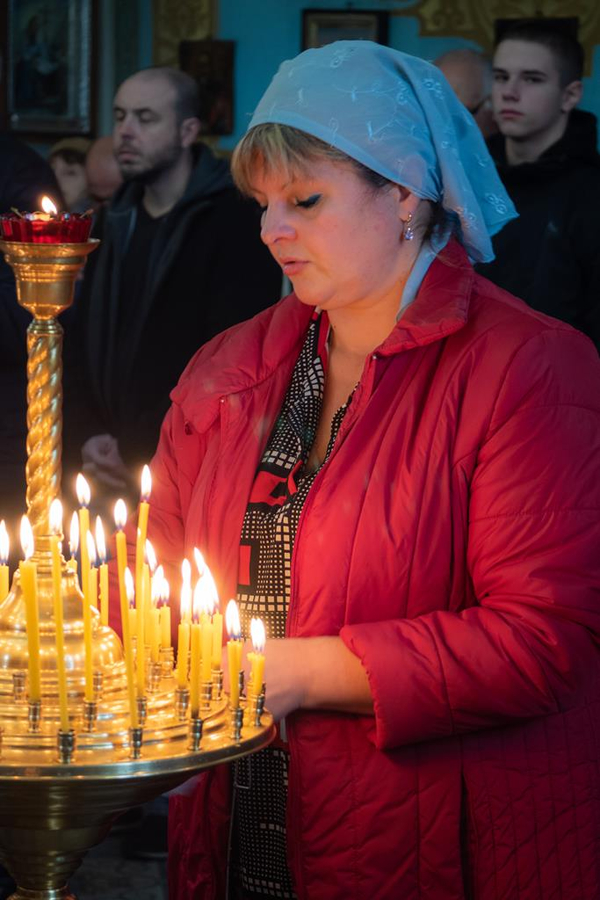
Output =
[{"x1": 248, "y1": 41, "x2": 517, "y2": 263}]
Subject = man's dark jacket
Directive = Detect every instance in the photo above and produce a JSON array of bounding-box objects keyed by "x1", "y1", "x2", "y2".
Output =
[
  {"x1": 477, "y1": 109, "x2": 600, "y2": 350},
  {"x1": 0, "y1": 133, "x2": 61, "y2": 524},
  {"x1": 64, "y1": 145, "x2": 282, "y2": 472}
]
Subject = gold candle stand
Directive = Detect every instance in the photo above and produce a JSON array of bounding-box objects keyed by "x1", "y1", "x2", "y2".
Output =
[{"x1": 0, "y1": 239, "x2": 274, "y2": 900}]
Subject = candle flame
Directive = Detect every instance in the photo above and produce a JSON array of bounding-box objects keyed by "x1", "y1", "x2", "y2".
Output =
[
  {"x1": 225, "y1": 599, "x2": 241, "y2": 639},
  {"x1": 151, "y1": 564, "x2": 164, "y2": 607},
  {"x1": 250, "y1": 617, "x2": 266, "y2": 654},
  {"x1": 114, "y1": 498, "x2": 127, "y2": 530},
  {"x1": 124, "y1": 567, "x2": 134, "y2": 604},
  {"x1": 41, "y1": 195, "x2": 58, "y2": 215},
  {"x1": 140, "y1": 464, "x2": 152, "y2": 502},
  {"x1": 86, "y1": 530, "x2": 97, "y2": 567},
  {"x1": 0, "y1": 520, "x2": 9, "y2": 565},
  {"x1": 95, "y1": 516, "x2": 107, "y2": 563},
  {"x1": 20, "y1": 516, "x2": 34, "y2": 561},
  {"x1": 193, "y1": 578, "x2": 213, "y2": 620},
  {"x1": 161, "y1": 577, "x2": 170, "y2": 605},
  {"x1": 75, "y1": 473, "x2": 91, "y2": 507},
  {"x1": 69, "y1": 511, "x2": 79, "y2": 556},
  {"x1": 49, "y1": 498, "x2": 62, "y2": 535},
  {"x1": 145, "y1": 538, "x2": 157, "y2": 573},
  {"x1": 180, "y1": 579, "x2": 191, "y2": 621},
  {"x1": 193, "y1": 547, "x2": 206, "y2": 576},
  {"x1": 181, "y1": 557, "x2": 191, "y2": 585}
]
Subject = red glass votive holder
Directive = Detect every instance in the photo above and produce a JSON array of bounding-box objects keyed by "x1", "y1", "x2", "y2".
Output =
[{"x1": 0, "y1": 212, "x2": 92, "y2": 244}]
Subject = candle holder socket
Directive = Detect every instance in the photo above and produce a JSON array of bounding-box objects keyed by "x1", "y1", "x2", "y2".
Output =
[
  {"x1": 254, "y1": 689, "x2": 266, "y2": 728},
  {"x1": 136, "y1": 696, "x2": 148, "y2": 726},
  {"x1": 129, "y1": 726, "x2": 144, "y2": 760},
  {"x1": 82, "y1": 700, "x2": 97, "y2": 732},
  {"x1": 57, "y1": 728, "x2": 76, "y2": 764},
  {"x1": 93, "y1": 670, "x2": 104, "y2": 699},
  {"x1": 211, "y1": 667, "x2": 224, "y2": 702},
  {"x1": 12, "y1": 671, "x2": 26, "y2": 702},
  {"x1": 201, "y1": 680, "x2": 212, "y2": 711},
  {"x1": 188, "y1": 716, "x2": 203, "y2": 752},
  {"x1": 147, "y1": 662, "x2": 162, "y2": 694},
  {"x1": 160, "y1": 645, "x2": 174, "y2": 678},
  {"x1": 27, "y1": 699, "x2": 41, "y2": 733},
  {"x1": 230, "y1": 706, "x2": 244, "y2": 743},
  {"x1": 175, "y1": 686, "x2": 190, "y2": 722}
]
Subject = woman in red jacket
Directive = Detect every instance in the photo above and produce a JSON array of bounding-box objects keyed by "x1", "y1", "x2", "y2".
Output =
[{"x1": 140, "y1": 42, "x2": 600, "y2": 899}]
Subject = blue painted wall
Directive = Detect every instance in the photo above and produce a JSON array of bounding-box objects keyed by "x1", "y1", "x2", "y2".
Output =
[{"x1": 217, "y1": 0, "x2": 600, "y2": 150}]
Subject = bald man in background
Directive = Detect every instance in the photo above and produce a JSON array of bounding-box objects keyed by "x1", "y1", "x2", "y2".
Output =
[
  {"x1": 85, "y1": 136, "x2": 123, "y2": 206},
  {"x1": 435, "y1": 49, "x2": 498, "y2": 138}
]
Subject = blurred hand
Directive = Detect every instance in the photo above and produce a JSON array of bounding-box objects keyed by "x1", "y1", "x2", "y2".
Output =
[{"x1": 81, "y1": 433, "x2": 130, "y2": 490}]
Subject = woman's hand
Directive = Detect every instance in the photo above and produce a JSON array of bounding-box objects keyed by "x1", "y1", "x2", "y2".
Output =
[{"x1": 221, "y1": 635, "x2": 374, "y2": 723}]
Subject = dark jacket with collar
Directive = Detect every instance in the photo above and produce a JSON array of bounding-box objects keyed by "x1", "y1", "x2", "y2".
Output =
[
  {"x1": 64, "y1": 144, "x2": 282, "y2": 472},
  {"x1": 476, "y1": 109, "x2": 600, "y2": 350}
]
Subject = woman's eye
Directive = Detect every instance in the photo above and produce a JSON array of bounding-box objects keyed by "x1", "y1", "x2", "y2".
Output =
[{"x1": 295, "y1": 194, "x2": 321, "y2": 209}]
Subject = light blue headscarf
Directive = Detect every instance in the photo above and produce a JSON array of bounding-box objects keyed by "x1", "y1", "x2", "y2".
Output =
[{"x1": 249, "y1": 41, "x2": 517, "y2": 264}]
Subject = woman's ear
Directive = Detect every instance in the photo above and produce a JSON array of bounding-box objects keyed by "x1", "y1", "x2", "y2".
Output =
[{"x1": 393, "y1": 184, "x2": 421, "y2": 225}]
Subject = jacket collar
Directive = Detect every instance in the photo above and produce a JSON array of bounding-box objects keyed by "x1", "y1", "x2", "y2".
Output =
[{"x1": 172, "y1": 240, "x2": 473, "y2": 431}]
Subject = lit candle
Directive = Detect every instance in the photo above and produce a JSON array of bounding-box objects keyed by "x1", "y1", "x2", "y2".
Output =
[
  {"x1": 194, "y1": 548, "x2": 220, "y2": 672},
  {"x1": 189, "y1": 583, "x2": 202, "y2": 716},
  {"x1": 135, "y1": 465, "x2": 151, "y2": 615},
  {"x1": 95, "y1": 516, "x2": 109, "y2": 627},
  {"x1": 123, "y1": 568, "x2": 139, "y2": 728},
  {"x1": 149, "y1": 565, "x2": 162, "y2": 663},
  {"x1": 136, "y1": 562, "x2": 146, "y2": 698},
  {"x1": 0, "y1": 196, "x2": 92, "y2": 242},
  {"x1": 181, "y1": 558, "x2": 192, "y2": 622},
  {"x1": 68, "y1": 511, "x2": 79, "y2": 575},
  {"x1": 176, "y1": 576, "x2": 191, "y2": 688},
  {"x1": 19, "y1": 516, "x2": 41, "y2": 702},
  {"x1": 144, "y1": 539, "x2": 157, "y2": 636},
  {"x1": 49, "y1": 499, "x2": 69, "y2": 732},
  {"x1": 198, "y1": 587, "x2": 213, "y2": 684},
  {"x1": 212, "y1": 604, "x2": 223, "y2": 671},
  {"x1": 76, "y1": 473, "x2": 91, "y2": 597},
  {"x1": 114, "y1": 501, "x2": 138, "y2": 727},
  {"x1": 226, "y1": 600, "x2": 243, "y2": 708},
  {"x1": 0, "y1": 520, "x2": 9, "y2": 601},
  {"x1": 113, "y1": 500, "x2": 128, "y2": 604},
  {"x1": 159, "y1": 576, "x2": 171, "y2": 649},
  {"x1": 249, "y1": 617, "x2": 266, "y2": 699},
  {"x1": 82, "y1": 531, "x2": 96, "y2": 702}
]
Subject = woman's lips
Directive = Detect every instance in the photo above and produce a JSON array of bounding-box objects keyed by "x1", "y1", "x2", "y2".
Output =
[{"x1": 281, "y1": 260, "x2": 307, "y2": 276}]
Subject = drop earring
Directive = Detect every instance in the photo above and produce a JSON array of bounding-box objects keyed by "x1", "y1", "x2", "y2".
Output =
[{"x1": 403, "y1": 212, "x2": 414, "y2": 242}]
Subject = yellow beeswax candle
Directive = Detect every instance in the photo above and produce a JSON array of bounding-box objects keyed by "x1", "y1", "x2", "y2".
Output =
[
  {"x1": 135, "y1": 567, "x2": 145, "y2": 698},
  {"x1": 149, "y1": 566, "x2": 161, "y2": 663},
  {"x1": 176, "y1": 578, "x2": 191, "y2": 687},
  {"x1": 211, "y1": 608, "x2": 223, "y2": 670},
  {"x1": 122, "y1": 567, "x2": 139, "y2": 728},
  {"x1": 76, "y1": 473, "x2": 91, "y2": 597},
  {"x1": 135, "y1": 465, "x2": 151, "y2": 611},
  {"x1": 82, "y1": 531, "x2": 96, "y2": 702},
  {"x1": 49, "y1": 500, "x2": 69, "y2": 732},
  {"x1": 20, "y1": 516, "x2": 41, "y2": 702},
  {"x1": 68, "y1": 511, "x2": 79, "y2": 576},
  {"x1": 226, "y1": 600, "x2": 242, "y2": 708},
  {"x1": 159, "y1": 577, "x2": 171, "y2": 649},
  {"x1": 249, "y1": 617, "x2": 266, "y2": 698},
  {"x1": 95, "y1": 516, "x2": 109, "y2": 627},
  {"x1": 200, "y1": 612, "x2": 212, "y2": 683},
  {"x1": 128, "y1": 600, "x2": 137, "y2": 639},
  {"x1": 114, "y1": 502, "x2": 138, "y2": 728},
  {"x1": 189, "y1": 620, "x2": 201, "y2": 716},
  {"x1": 0, "y1": 520, "x2": 9, "y2": 601}
]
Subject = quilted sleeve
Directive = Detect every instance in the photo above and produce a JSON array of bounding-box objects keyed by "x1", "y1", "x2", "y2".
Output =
[{"x1": 341, "y1": 328, "x2": 600, "y2": 750}]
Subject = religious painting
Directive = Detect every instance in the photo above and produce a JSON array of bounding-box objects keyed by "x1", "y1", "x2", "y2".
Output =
[
  {"x1": 179, "y1": 39, "x2": 235, "y2": 136},
  {"x1": 3, "y1": 0, "x2": 94, "y2": 136},
  {"x1": 302, "y1": 9, "x2": 389, "y2": 50}
]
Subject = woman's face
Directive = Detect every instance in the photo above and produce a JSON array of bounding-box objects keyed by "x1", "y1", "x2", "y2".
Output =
[{"x1": 251, "y1": 158, "x2": 409, "y2": 314}]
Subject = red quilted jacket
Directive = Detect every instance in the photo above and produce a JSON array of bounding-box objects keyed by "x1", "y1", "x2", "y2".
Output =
[{"x1": 122, "y1": 242, "x2": 600, "y2": 899}]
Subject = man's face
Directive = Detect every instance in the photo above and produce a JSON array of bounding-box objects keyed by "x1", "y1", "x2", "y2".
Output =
[
  {"x1": 492, "y1": 39, "x2": 573, "y2": 142},
  {"x1": 112, "y1": 74, "x2": 184, "y2": 183}
]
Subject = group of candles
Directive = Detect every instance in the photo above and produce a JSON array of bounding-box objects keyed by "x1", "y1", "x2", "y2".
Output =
[{"x1": 0, "y1": 465, "x2": 266, "y2": 734}]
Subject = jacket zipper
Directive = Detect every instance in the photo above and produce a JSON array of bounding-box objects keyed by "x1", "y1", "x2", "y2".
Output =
[{"x1": 285, "y1": 352, "x2": 379, "y2": 890}]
